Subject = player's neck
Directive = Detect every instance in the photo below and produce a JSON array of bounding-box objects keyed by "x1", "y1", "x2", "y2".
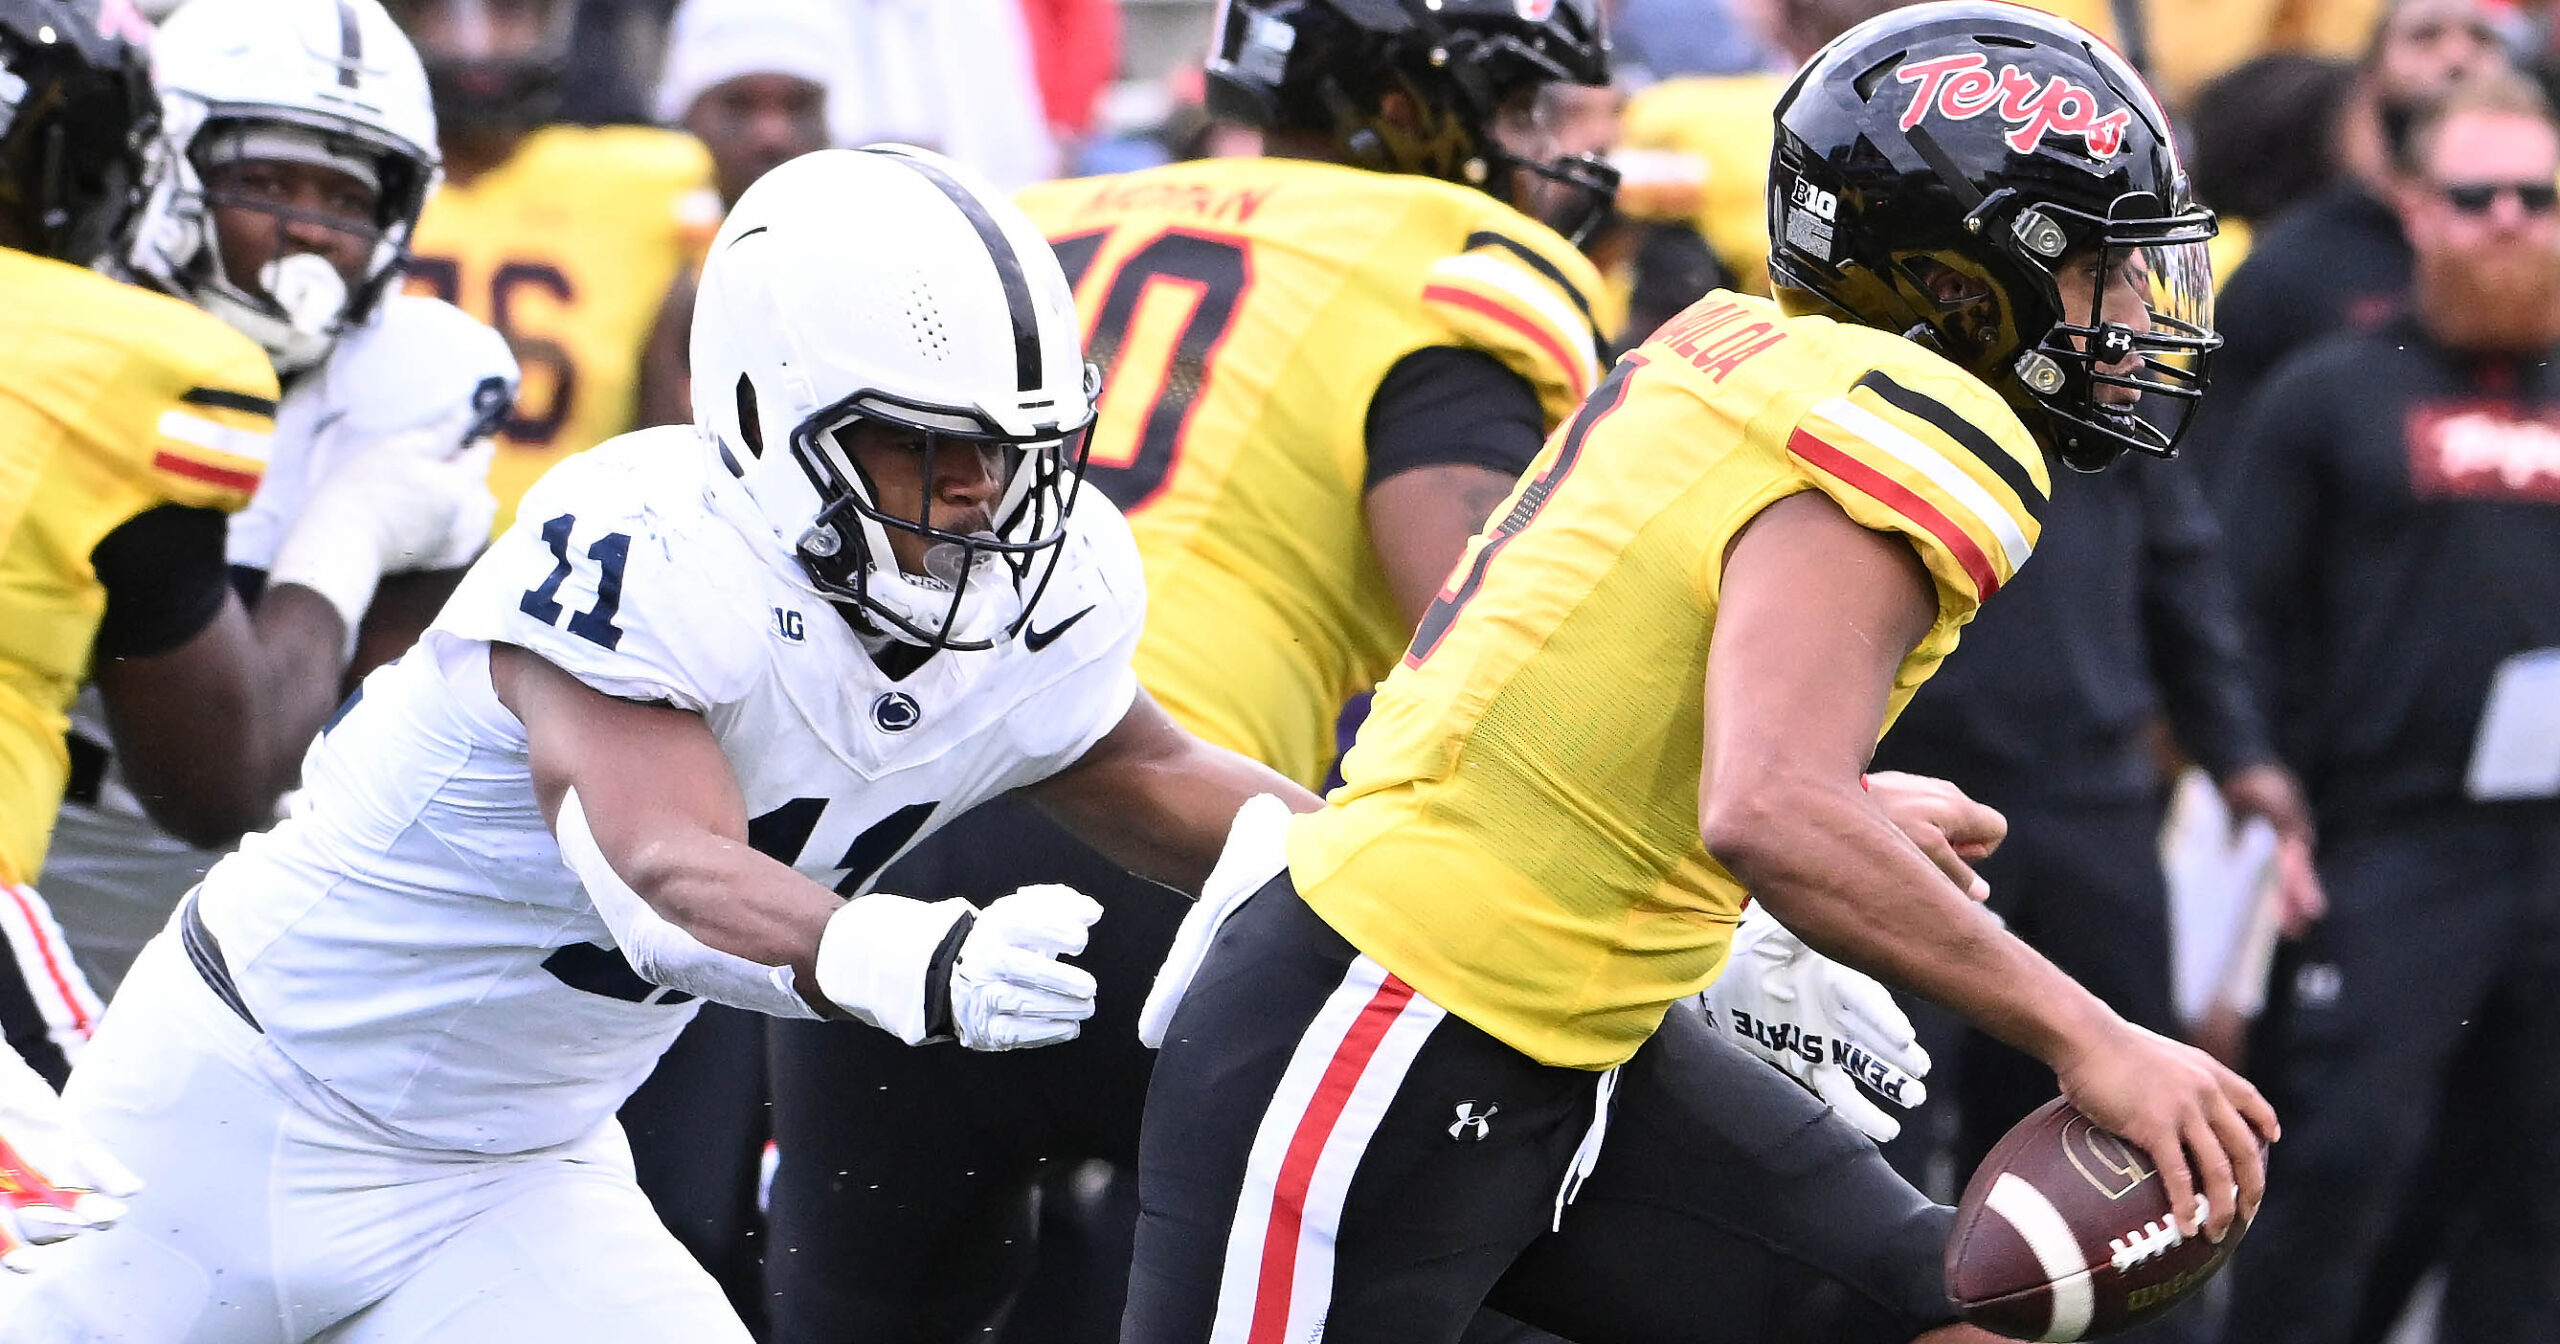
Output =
[
  {"x1": 1260, "y1": 131, "x2": 1354, "y2": 166},
  {"x1": 438, "y1": 128, "x2": 532, "y2": 187}
]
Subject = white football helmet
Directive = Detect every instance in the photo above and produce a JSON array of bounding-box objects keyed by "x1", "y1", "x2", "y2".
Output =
[
  {"x1": 692, "y1": 146, "x2": 1099, "y2": 651},
  {"x1": 122, "y1": 0, "x2": 438, "y2": 373}
]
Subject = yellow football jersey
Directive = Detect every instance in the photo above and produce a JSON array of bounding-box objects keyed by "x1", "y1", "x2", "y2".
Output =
[
  {"x1": 1019, "y1": 158, "x2": 1613, "y2": 788},
  {"x1": 0, "y1": 248, "x2": 277, "y2": 885},
  {"x1": 405, "y1": 124, "x2": 717, "y2": 529},
  {"x1": 1288, "y1": 290, "x2": 2050, "y2": 1069}
]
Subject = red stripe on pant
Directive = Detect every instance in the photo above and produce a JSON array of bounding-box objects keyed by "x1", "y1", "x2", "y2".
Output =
[
  {"x1": 5, "y1": 884, "x2": 93, "y2": 1039},
  {"x1": 1247, "y1": 973, "x2": 1417, "y2": 1344}
]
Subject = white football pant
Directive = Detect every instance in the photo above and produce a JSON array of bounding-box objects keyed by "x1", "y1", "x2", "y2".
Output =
[{"x1": 0, "y1": 932, "x2": 750, "y2": 1344}]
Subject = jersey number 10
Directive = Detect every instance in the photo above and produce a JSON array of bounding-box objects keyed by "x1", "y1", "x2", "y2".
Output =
[{"x1": 1051, "y1": 229, "x2": 1251, "y2": 514}]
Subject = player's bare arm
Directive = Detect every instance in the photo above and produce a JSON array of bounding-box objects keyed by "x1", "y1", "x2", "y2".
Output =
[
  {"x1": 495, "y1": 640, "x2": 834, "y2": 975},
  {"x1": 1026, "y1": 687, "x2": 1320, "y2": 895},
  {"x1": 91, "y1": 578, "x2": 350, "y2": 847},
  {"x1": 1366, "y1": 463, "x2": 1523, "y2": 627},
  {"x1": 1698, "y1": 489, "x2": 2277, "y2": 1241}
]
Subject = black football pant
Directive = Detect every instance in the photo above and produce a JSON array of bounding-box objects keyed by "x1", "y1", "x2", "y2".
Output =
[
  {"x1": 763, "y1": 795, "x2": 1184, "y2": 1344},
  {"x1": 2218, "y1": 807, "x2": 2560, "y2": 1344},
  {"x1": 1123, "y1": 873, "x2": 1960, "y2": 1344}
]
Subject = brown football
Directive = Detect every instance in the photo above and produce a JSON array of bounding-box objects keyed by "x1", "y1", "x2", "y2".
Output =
[{"x1": 1944, "y1": 1097, "x2": 2247, "y2": 1340}]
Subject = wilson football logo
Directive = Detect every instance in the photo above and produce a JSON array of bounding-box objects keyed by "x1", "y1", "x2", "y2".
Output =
[{"x1": 1894, "y1": 52, "x2": 2134, "y2": 159}]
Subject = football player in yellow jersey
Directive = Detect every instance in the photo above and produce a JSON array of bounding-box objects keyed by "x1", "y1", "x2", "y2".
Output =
[
  {"x1": 0, "y1": 0, "x2": 483, "y2": 1267},
  {"x1": 386, "y1": 0, "x2": 718, "y2": 529},
  {"x1": 1124, "y1": 6, "x2": 2278, "y2": 1343},
  {"x1": 761, "y1": 4, "x2": 1997, "y2": 1342}
]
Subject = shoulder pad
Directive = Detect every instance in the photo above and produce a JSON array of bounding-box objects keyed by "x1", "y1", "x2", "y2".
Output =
[
  {"x1": 432, "y1": 429, "x2": 768, "y2": 713},
  {"x1": 323, "y1": 296, "x2": 522, "y2": 443},
  {"x1": 1420, "y1": 217, "x2": 1611, "y2": 427}
]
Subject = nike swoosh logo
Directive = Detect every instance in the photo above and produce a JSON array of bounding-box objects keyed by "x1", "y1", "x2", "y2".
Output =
[{"x1": 1023, "y1": 605, "x2": 1096, "y2": 653}]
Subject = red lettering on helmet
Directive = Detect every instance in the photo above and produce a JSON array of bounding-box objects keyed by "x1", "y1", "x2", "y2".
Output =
[{"x1": 1895, "y1": 51, "x2": 2134, "y2": 160}]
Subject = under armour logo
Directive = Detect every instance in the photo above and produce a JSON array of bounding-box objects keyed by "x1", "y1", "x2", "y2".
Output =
[{"x1": 1449, "y1": 1101, "x2": 1499, "y2": 1141}]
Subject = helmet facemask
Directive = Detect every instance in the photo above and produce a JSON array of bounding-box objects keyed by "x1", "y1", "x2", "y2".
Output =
[
  {"x1": 180, "y1": 120, "x2": 425, "y2": 371},
  {"x1": 1968, "y1": 188, "x2": 2219, "y2": 471},
  {"x1": 784, "y1": 386, "x2": 1095, "y2": 652}
]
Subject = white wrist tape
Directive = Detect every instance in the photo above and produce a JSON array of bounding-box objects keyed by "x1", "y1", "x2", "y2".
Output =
[
  {"x1": 813, "y1": 893, "x2": 975, "y2": 1044},
  {"x1": 555, "y1": 788, "x2": 818, "y2": 1020},
  {"x1": 264, "y1": 512, "x2": 381, "y2": 657}
]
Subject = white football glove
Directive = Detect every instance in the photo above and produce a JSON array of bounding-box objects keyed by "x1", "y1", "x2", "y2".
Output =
[
  {"x1": 1139, "y1": 793, "x2": 1292, "y2": 1049},
  {"x1": 268, "y1": 405, "x2": 499, "y2": 645},
  {"x1": 815, "y1": 884, "x2": 1102, "y2": 1051},
  {"x1": 1698, "y1": 905, "x2": 1930, "y2": 1143},
  {"x1": 0, "y1": 1049, "x2": 140, "y2": 1272}
]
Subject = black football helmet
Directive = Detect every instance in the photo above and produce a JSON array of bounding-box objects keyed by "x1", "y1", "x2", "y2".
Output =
[
  {"x1": 0, "y1": 0, "x2": 155, "y2": 263},
  {"x1": 1206, "y1": 0, "x2": 1620, "y2": 241},
  {"x1": 1768, "y1": 2, "x2": 2218, "y2": 471}
]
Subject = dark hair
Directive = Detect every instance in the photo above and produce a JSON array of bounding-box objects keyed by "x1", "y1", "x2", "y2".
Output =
[
  {"x1": 2397, "y1": 65, "x2": 2557, "y2": 177},
  {"x1": 2186, "y1": 53, "x2": 2358, "y2": 223}
]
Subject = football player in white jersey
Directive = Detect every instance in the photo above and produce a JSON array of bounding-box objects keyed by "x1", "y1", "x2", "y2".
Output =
[
  {"x1": 40, "y1": 0, "x2": 515, "y2": 996},
  {"x1": 0, "y1": 145, "x2": 1313, "y2": 1344}
]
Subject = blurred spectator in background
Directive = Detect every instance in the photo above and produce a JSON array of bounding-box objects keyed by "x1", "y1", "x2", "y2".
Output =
[
  {"x1": 2193, "y1": 0, "x2": 2509, "y2": 488},
  {"x1": 1867, "y1": 440, "x2": 2317, "y2": 1343},
  {"x1": 2185, "y1": 52, "x2": 2360, "y2": 276},
  {"x1": 558, "y1": 0, "x2": 680, "y2": 126},
  {"x1": 1616, "y1": 0, "x2": 1905, "y2": 295},
  {"x1": 1609, "y1": 0, "x2": 1772, "y2": 79},
  {"x1": 389, "y1": 0, "x2": 717, "y2": 530},
  {"x1": 2025, "y1": 0, "x2": 2381, "y2": 108},
  {"x1": 635, "y1": 0, "x2": 847, "y2": 428},
  {"x1": 2216, "y1": 67, "x2": 2560, "y2": 1344},
  {"x1": 827, "y1": 0, "x2": 1114, "y2": 191}
]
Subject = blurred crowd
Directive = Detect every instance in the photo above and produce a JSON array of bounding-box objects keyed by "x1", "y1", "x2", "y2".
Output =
[{"x1": 33, "y1": 0, "x2": 2560, "y2": 1342}]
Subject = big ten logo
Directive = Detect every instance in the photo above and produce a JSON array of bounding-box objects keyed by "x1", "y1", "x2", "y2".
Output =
[
  {"x1": 406, "y1": 257, "x2": 581, "y2": 448},
  {"x1": 1791, "y1": 178, "x2": 1839, "y2": 222},
  {"x1": 2063, "y1": 1113, "x2": 2157, "y2": 1200}
]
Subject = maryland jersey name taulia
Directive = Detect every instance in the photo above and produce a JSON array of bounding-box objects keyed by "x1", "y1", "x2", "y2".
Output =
[
  {"x1": 0, "y1": 248, "x2": 277, "y2": 886},
  {"x1": 1288, "y1": 290, "x2": 2051, "y2": 1070},
  {"x1": 1018, "y1": 158, "x2": 1611, "y2": 789}
]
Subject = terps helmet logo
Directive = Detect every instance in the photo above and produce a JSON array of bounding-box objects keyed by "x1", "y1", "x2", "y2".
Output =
[
  {"x1": 1894, "y1": 52, "x2": 2135, "y2": 160},
  {"x1": 2062, "y1": 1112, "x2": 2157, "y2": 1200}
]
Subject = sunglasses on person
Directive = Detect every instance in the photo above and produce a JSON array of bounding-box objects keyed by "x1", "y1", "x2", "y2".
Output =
[{"x1": 2438, "y1": 180, "x2": 2560, "y2": 215}]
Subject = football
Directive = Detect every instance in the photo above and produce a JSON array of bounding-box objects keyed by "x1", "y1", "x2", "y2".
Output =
[{"x1": 1944, "y1": 1098, "x2": 2246, "y2": 1341}]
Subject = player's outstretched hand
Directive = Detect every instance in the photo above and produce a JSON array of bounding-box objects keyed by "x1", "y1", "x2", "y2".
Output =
[
  {"x1": 2053, "y1": 1018, "x2": 2278, "y2": 1243},
  {"x1": 1699, "y1": 905, "x2": 1929, "y2": 1142},
  {"x1": 1866, "y1": 770, "x2": 2005, "y2": 901},
  {"x1": 950, "y1": 885, "x2": 1103, "y2": 1051},
  {"x1": 0, "y1": 1049, "x2": 140, "y2": 1272}
]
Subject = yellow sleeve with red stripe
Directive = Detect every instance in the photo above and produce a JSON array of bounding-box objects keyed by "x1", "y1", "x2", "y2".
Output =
[
  {"x1": 1420, "y1": 232, "x2": 1609, "y2": 427},
  {"x1": 1784, "y1": 366, "x2": 2048, "y2": 614},
  {"x1": 144, "y1": 342, "x2": 276, "y2": 512}
]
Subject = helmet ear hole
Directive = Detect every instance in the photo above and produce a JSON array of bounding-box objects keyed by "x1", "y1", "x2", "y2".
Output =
[{"x1": 735, "y1": 375, "x2": 763, "y2": 458}]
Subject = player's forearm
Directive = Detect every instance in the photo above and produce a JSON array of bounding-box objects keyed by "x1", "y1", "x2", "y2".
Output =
[
  {"x1": 1703, "y1": 775, "x2": 2119, "y2": 1068},
  {"x1": 616, "y1": 829, "x2": 840, "y2": 974},
  {"x1": 246, "y1": 584, "x2": 356, "y2": 800},
  {"x1": 1036, "y1": 740, "x2": 1318, "y2": 894}
]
